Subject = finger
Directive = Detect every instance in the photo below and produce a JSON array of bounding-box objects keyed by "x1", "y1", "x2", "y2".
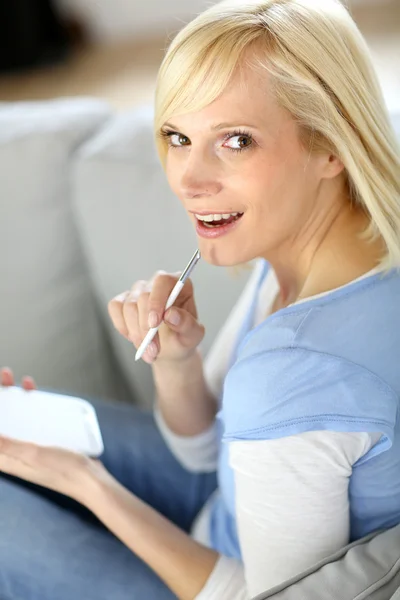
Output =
[
  {"x1": 122, "y1": 280, "x2": 151, "y2": 344},
  {"x1": 108, "y1": 291, "x2": 131, "y2": 339},
  {"x1": 136, "y1": 291, "x2": 151, "y2": 335},
  {"x1": 163, "y1": 307, "x2": 205, "y2": 348},
  {"x1": 139, "y1": 330, "x2": 161, "y2": 362},
  {"x1": 126, "y1": 294, "x2": 161, "y2": 362},
  {"x1": 22, "y1": 376, "x2": 37, "y2": 391},
  {"x1": 122, "y1": 291, "x2": 145, "y2": 347},
  {"x1": 0, "y1": 367, "x2": 14, "y2": 387},
  {"x1": 136, "y1": 293, "x2": 165, "y2": 360},
  {"x1": 140, "y1": 343, "x2": 159, "y2": 364},
  {"x1": 148, "y1": 273, "x2": 191, "y2": 328},
  {"x1": 121, "y1": 293, "x2": 160, "y2": 364}
]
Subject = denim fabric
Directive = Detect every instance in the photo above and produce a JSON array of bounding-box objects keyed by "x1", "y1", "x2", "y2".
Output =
[{"x1": 0, "y1": 398, "x2": 217, "y2": 600}]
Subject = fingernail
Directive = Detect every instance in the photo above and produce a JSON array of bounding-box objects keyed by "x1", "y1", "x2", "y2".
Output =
[
  {"x1": 148, "y1": 311, "x2": 158, "y2": 328},
  {"x1": 165, "y1": 309, "x2": 180, "y2": 326}
]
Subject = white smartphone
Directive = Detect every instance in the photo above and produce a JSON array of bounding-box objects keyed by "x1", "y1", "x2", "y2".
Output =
[{"x1": 0, "y1": 386, "x2": 104, "y2": 457}]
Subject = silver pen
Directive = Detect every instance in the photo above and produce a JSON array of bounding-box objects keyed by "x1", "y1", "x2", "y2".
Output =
[{"x1": 135, "y1": 249, "x2": 201, "y2": 361}]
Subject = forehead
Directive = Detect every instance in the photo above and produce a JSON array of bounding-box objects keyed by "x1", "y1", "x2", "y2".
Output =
[{"x1": 168, "y1": 62, "x2": 280, "y2": 129}]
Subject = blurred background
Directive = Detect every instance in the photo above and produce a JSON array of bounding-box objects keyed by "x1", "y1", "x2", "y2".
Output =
[
  {"x1": 0, "y1": 0, "x2": 399, "y2": 111},
  {"x1": 0, "y1": 0, "x2": 399, "y2": 409}
]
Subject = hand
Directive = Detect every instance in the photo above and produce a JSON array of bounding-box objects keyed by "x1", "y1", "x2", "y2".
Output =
[
  {"x1": 108, "y1": 271, "x2": 205, "y2": 364},
  {"x1": 0, "y1": 367, "x2": 111, "y2": 506},
  {"x1": 0, "y1": 366, "x2": 36, "y2": 391}
]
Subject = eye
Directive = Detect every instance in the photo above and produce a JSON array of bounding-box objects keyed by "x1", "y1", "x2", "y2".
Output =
[
  {"x1": 159, "y1": 130, "x2": 190, "y2": 149},
  {"x1": 223, "y1": 130, "x2": 254, "y2": 153},
  {"x1": 158, "y1": 128, "x2": 255, "y2": 154}
]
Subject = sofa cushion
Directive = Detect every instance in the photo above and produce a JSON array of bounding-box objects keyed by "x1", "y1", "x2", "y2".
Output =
[
  {"x1": 253, "y1": 523, "x2": 400, "y2": 600},
  {"x1": 0, "y1": 98, "x2": 126, "y2": 401}
]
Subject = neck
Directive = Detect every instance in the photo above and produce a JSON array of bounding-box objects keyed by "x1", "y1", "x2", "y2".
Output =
[{"x1": 266, "y1": 203, "x2": 385, "y2": 308}]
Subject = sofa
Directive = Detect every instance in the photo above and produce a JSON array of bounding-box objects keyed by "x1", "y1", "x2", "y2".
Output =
[
  {"x1": 1, "y1": 98, "x2": 400, "y2": 599},
  {"x1": 0, "y1": 98, "x2": 253, "y2": 408}
]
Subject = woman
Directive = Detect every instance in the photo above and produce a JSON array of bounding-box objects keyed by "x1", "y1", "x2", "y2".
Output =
[{"x1": 1, "y1": 0, "x2": 399, "y2": 598}]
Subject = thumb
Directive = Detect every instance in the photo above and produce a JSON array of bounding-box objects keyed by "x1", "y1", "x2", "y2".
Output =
[{"x1": 163, "y1": 307, "x2": 205, "y2": 347}]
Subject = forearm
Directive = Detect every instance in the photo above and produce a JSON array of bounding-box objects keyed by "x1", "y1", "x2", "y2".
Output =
[
  {"x1": 152, "y1": 349, "x2": 218, "y2": 436},
  {"x1": 86, "y1": 471, "x2": 219, "y2": 600}
]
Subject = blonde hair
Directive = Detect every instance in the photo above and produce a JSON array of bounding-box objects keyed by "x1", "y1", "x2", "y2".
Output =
[{"x1": 154, "y1": 0, "x2": 400, "y2": 271}]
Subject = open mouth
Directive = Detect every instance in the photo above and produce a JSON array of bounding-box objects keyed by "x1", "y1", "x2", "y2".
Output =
[{"x1": 196, "y1": 213, "x2": 244, "y2": 228}]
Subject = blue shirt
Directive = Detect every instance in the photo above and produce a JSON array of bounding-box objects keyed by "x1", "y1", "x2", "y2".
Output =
[{"x1": 209, "y1": 259, "x2": 400, "y2": 559}]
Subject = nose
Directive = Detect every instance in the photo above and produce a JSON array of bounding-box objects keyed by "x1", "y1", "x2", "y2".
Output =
[{"x1": 179, "y1": 150, "x2": 222, "y2": 200}]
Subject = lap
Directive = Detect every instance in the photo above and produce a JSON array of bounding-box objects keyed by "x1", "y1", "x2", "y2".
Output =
[
  {"x1": 7, "y1": 396, "x2": 216, "y2": 531},
  {"x1": 0, "y1": 395, "x2": 217, "y2": 599},
  {"x1": 92, "y1": 398, "x2": 217, "y2": 531},
  {"x1": 0, "y1": 476, "x2": 176, "y2": 600}
]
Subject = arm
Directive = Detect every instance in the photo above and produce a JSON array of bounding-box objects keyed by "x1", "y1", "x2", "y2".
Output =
[
  {"x1": 84, "y1": 430, "x2": 375, "y2": 600},
  {"x1": 197, "y1": 431, "x2": 377, "y2": 599},
  {"x1": 152, "y1": 349, "x2": 218, "y2": 436},
  {"x1": 153, "y1": 260, "x2": 263, "y2": 471},
  {"x1": 87, "y1": 467, "x2": 220, "y2": 600},
  {"x1": 229, "y1": 431, "x2": 375, "y2": 598}
]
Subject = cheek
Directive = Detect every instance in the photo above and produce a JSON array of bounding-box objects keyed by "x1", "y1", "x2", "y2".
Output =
[
  {"x1": 246, "y1": 149, "x2": 311, "y2": 225},
  {"x1": 246, "y1": 156, "x2": 295, "y2": 208}
]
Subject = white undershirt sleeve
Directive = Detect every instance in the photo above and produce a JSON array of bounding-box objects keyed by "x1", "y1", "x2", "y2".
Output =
[
  {"x1": 153, "y1": 406, "x2": 219, "y2": 473},
  {"x1": 194, "y1": 430, "x2": 378, "y2": 600}
]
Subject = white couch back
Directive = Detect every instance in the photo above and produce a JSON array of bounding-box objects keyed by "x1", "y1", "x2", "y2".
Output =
[
  {"x1": 0, "y1": 99, "x2": 130, "y2": 402},
  {"x1": 0, "y1": 99, "x2": 251, "y2": 407}
]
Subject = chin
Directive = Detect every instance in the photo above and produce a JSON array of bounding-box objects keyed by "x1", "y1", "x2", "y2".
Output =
[{"x1": 197, "y1": 242, "x2": 255, "y2": 269}]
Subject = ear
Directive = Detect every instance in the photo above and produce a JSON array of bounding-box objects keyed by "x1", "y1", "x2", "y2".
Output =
[{"x1": 320, "y1": 153, "x2": 345, "y2": 180}]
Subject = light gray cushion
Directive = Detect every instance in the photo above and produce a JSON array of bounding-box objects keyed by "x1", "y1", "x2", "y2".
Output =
[
  {"x1": 0, "y1": 98, "x2": 126, "y2": 401},
  {"x1": 254, "y1": 524, "x2": 400, "y2": 600},
  {"x1": 72, "y1": 105, "x2": 252, "y2": 407}
]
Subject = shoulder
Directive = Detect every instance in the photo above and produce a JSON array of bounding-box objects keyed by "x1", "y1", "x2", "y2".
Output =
[
  {"x1": 220, "y1": 270, "x2": 400, "y2": 447},
  {"x1": 223, "y1": 344, "x2": 396, "y2": 431},
  {"x1": 241, "y1": 268, "x2": 400, "y2": 361},
  {"x1": 221, "y1": 343, "x2": 397, "y2": 458}
]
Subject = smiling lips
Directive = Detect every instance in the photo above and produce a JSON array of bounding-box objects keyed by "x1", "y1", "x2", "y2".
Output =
[
  {"x1": 193, "y1": 211, "x2": 244, "y2": 227},
  {"x1": 194, "y1": 211, "x2": 244, "y2": 238}
]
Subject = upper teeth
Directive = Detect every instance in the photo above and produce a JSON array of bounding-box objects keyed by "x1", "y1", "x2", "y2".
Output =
[{"x1": 195, "y1": 212, "x2": 239, "y2": 222}]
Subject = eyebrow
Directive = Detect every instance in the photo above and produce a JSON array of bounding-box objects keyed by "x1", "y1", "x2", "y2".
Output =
[{"x1": 162, "y1": 121, "x2": 258, "y2": 131}]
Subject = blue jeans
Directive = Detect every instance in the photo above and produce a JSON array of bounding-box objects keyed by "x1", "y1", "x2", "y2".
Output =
[{"x1": 0, "y1": 397, "x2": 218, "y2": 600}]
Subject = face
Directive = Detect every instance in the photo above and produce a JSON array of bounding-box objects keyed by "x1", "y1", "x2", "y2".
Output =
[{"x1": 161, "y1": 62, "x2": 344, "y2": 267}]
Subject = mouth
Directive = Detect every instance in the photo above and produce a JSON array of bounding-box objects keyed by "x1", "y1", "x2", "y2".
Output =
[
  {"x1": 197, "y1": 213, "x2": 243, "y2": 228},
  {"x1": 193, "y1": 212, "x2": 245, "y2": 239}
]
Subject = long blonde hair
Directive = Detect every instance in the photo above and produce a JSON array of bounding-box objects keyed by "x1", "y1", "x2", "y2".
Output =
[{"x1": 154, "y1": 0, "x2": 400, "y2": 270}]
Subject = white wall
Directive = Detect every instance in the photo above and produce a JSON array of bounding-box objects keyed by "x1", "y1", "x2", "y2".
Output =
[
  {"x1": 55, "y1": 0, "x2": 391, "y2": 42},
  {"x1": 55, "y1": 0, "x2": 212, "y2": 41}
]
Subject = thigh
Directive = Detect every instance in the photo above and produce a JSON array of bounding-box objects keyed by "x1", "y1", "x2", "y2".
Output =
[
  {"x1": 94, "y1": 399, "x2": 217, "y2": 530},
  {"x1": 0, "y1": 476, "x2": 177, "y2": 600},
  {"x1": 2, "y1": 395, "x2": 217, "y2": 532}
]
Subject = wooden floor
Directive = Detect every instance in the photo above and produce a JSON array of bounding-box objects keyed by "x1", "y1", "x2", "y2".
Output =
[{"x1": 0, "y1": 2, "x2": 398, "y2": 112}]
